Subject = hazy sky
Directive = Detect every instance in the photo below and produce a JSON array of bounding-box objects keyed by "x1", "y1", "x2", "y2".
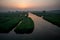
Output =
[{"x1": 0, "y1": 0, "x2": 60, "y2": 11}]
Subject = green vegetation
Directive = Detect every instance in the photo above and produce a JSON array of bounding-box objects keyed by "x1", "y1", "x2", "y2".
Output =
[
  {"x1": 43, "y1": 13, "x2": 60, "y2": 27},
  {"x1": 0, "y1": 11, "x2": 34, "y2": 33},
  {"x1": 14, "y1": 16, "x2": 34, "y2": 34},
  {"x1": 0, "y1": 11, "x2": 28, "y2": 33},
  {"x1": 0, "y1": 18, "x2": 20, "y2": 33},
  {"x1": 31, "y1": 10, "x2": 60, "y2": 27}
]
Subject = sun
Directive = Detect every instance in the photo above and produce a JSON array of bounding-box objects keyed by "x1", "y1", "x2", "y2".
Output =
[{"x1": 17, "y1": 3, "x2": 29, "y2": 9}]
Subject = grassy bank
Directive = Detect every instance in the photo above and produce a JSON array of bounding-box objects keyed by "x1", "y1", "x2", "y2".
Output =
[
  {"x1": 14, "y1": 17, "x2": 34, "y2": 34},
  {"x1": 31, "y1": 11, "x2": 60, "y2": 27},
  {"x1": 0, "y1": 11, "x2": 28, "y2": 33},
  {"x1": 43, "y1": 13, "x2": 60, "y2": 27}
]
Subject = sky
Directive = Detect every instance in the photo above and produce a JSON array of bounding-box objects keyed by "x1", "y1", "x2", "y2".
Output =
[{"x1": 0, "y1": 0, "x2": 60, "y2": 11}]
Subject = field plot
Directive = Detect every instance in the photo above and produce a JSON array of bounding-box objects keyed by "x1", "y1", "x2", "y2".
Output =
[
  {"x1": 14, "y1": 16, "x2": 34, "y2": 34},
  {"x1": 0, "y1": 12, "x2": 28, "y2": 33},
  {"x1": 43, "y1": 12, "x2": 60, "y2": 27}
]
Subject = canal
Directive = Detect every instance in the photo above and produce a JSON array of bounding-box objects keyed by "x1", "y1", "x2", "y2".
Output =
[{"x1": 0, "y1": 12, "x2": 60, "y2": 40}]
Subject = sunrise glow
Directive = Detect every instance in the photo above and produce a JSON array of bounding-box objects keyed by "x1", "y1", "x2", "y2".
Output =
[
  {"x1": 17, "y1": 3, "x2": 29, "y2": 9},
  {"x1": 0, "y1": 0, "x2": 60, "y2": 10}
]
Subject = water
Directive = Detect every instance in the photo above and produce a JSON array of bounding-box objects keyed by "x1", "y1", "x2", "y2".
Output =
[{"x1": 0, "y1": 12, "x2": 60, "y2": 40}]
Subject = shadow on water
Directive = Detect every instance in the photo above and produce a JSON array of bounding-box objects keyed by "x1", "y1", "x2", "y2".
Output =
[{"x1": 14, "y1": 13, "x2": 34, "y2": 34}]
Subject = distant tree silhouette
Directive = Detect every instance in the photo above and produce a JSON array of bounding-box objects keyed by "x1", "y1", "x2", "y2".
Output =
[
  {"x1": 43, "y1": 10, "x2": 46, "y2": 13},
  {"x1": 25, "y1": 12, "x2": 28, "y2": 17},
  {"x1": 26, "y1": 13, "x2": 28, "y2": 17}
]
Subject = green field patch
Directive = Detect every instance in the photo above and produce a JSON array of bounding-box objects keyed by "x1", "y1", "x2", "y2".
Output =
[
  {"x1": 14, "y1": 17, "x2": 34, "y2": 34},
  {"x1": 43, "y1": 14, "x2": 60, "y2": 27},
  {"x1": 0, "y1": 18, "x2": 21, "y2": 33},
  {"x1": 0, "y1": 11, "x2": 28, "y2": 33}
]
